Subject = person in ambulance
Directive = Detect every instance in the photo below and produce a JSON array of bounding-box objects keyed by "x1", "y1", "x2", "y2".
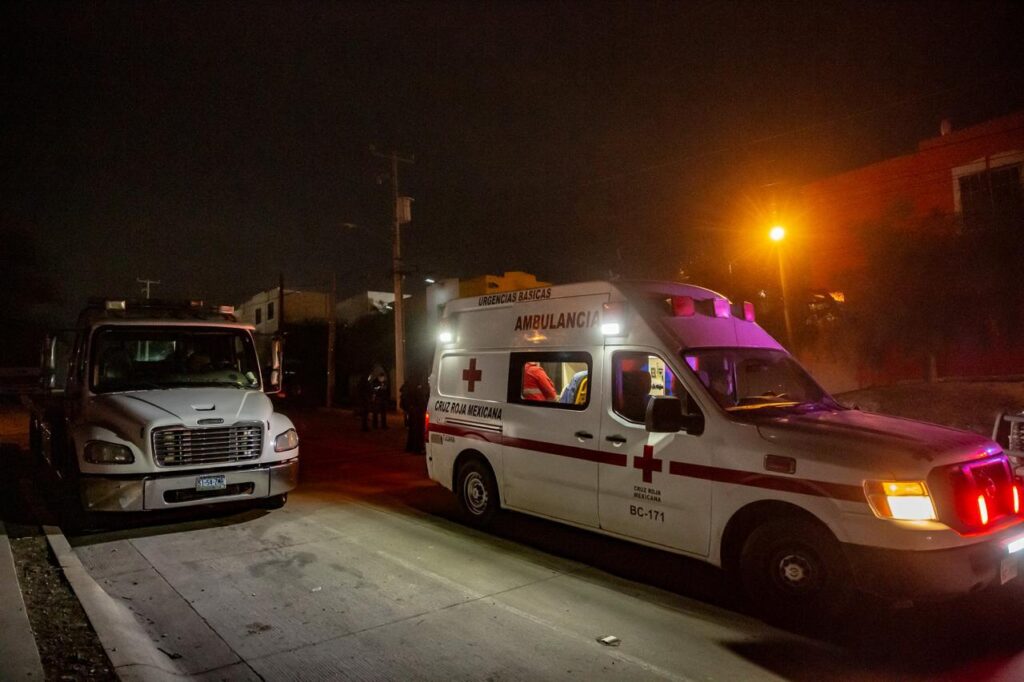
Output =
[{"x1": 522, "y1": 361, "x2": 557, "y2": 401}]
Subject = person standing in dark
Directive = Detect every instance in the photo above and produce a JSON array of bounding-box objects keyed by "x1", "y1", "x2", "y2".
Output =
[
  {"x1": 358, "y1": 371, "x2": 373, "y2": 431},
  {"x1": 400, "y1": 373, "x2": 428, "y2": 454},
  {"x1": 370, "y1": 369, "x2": 389, "y2": 430}
]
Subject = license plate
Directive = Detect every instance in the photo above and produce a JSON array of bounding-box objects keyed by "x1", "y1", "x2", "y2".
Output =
[
  {"x1": 196, "y1": 474, "x2": 226, "y2": 492},
  {"x1": 1001, "y1": 556, "x2": 1019, "y2": 585}
]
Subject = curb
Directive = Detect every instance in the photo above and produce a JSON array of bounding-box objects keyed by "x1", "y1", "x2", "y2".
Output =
[
  {"x1": 43, "y1": 526, "x2": 191, "y2": 681},
  {"x1": 0, "y1": 520, "x2": 44, "y2": 680}
]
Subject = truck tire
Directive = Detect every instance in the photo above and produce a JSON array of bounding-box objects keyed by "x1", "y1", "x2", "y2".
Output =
[
  {"x1": 739, "y1": 516, "x2": 853, "y2": 623},
  {"x1": 456, "y1": 458, "x2": 499, "y2": 527}
]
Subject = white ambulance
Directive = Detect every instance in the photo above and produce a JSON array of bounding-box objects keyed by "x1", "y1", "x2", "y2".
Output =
[{"x1": 425, "y1": 280, "x2": 1024, "y2": 616}]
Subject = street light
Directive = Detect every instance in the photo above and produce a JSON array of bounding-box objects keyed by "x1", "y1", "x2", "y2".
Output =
[{"x1": 769, "y1": 225, "x2": 794, "y2": 348}]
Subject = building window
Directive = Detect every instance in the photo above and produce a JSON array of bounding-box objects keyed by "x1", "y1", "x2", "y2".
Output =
[
  {"x1": 267, "y1": 301, "x2": 275, "y2": 321},
  {"x1": 255, "y1": 307, "x2": 262, "y2": 325},
  {"x1": 958, "y1": 163, "x2": 1023, "y2": 231}
]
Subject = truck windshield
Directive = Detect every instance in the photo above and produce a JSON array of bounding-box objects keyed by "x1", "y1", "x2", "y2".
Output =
[
  {"x1": 683, "y1": 348, "x2": 840, "y2": 414},
  {"x1": 90, "y1": 326, "x2": 261, "y2": 393}
]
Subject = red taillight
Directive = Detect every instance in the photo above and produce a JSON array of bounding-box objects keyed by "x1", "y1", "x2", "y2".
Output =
[
  {"x1": 423, "y1": 412, "x2": 430, "y2": 445},
  {"x1": 1014, "y1": 485, "x2": 1020, "y2": 514},
  {"x1": 978, "y1": 495, "x2": 990, "y2": 526}
]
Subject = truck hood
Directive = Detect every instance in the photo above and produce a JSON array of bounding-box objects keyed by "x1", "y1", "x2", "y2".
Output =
[
  {"x1": 755, "y1": 408, "x2": 1000, "y2": 477},
  {"x1": 87, "y1": 388, "x2": 272, "y2": 439}
]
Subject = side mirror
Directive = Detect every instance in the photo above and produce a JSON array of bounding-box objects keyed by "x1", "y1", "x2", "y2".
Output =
[
  {"x1": 40, "y1": 333, "x2": 70, "y2": 393},
  {"x1": 645, "y1": 395, "x2": 706, "y2": 434},
  {"x1": 646, "y1": 396, "x2": 683, "y2": 432},
  {"x1": 265, "y1": 335, "x2": 283, "y2": 394}
]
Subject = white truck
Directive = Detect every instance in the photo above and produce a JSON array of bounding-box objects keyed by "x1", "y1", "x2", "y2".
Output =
[
  {"x1": 426, "y1": 280, "x2": 1024, "y2": 617},
  {"x1": 28, "y1": 299, "x2": 299, "y2": 520}
]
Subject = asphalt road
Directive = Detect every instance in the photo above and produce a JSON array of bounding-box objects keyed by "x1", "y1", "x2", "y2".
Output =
[{"x1": 30, "y1": 407, "x2": 1024, "y2": 680}]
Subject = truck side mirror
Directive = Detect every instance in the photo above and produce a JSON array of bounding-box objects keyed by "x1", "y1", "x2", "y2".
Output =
[
  {"x1": 265, "y1": 335, "x2": 283, "y2": 394},
  {"x1": 40, "y1": 333, "x2": 70, "y2": 393},
  {"x1": 645, "y1": 395, "x2": 705, "y2": 434}
]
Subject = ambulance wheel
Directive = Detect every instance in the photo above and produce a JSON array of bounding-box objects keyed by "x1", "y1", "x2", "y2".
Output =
[
  {"x1": 739, "y1": 517, "x2": 852, "y2": 623},
  {"x1": 456, "y1": 458, "x2": 499, "y2": 526}
]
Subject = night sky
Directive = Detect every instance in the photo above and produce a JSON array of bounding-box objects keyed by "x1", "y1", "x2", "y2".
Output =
[{"x1": 4, "y1": 1, "x2": 1023, "y2": 324}]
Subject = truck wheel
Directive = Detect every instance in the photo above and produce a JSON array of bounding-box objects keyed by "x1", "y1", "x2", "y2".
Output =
[
  {"x1": 739, "y1": 517, "x2": 853, "y2": 623},
  {"x1": 456, "y1": 459, "x2": 499, "y2": 527}
]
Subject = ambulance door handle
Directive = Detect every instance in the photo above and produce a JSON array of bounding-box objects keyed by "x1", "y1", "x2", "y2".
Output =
[
  {"x1": 606, "y1": 435, "x2": 627, "y2": 446},
  {"x1": 574, "y1": 431, "x2": 594, "y2": 441}
]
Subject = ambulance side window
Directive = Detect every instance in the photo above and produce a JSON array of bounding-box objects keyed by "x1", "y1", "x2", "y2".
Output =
[
  {"x1": 612, "y1": 351, "x2": 699, "y2": 426},
  {"x1": 507, "y1": 351, "x2": 592, "y2": 410}
]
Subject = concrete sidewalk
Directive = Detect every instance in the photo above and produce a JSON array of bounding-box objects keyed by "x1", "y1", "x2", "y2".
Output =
[{"x1": 0, "y1": 520, "x2": 44, "y2": 680}]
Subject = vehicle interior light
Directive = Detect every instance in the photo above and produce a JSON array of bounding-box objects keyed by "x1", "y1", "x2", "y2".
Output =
[{"x1": 863, "y1": 480, "x2": 936, "y2": 520}]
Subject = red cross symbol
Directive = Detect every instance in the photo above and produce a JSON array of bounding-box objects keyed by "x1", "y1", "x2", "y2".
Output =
[
  {"x1": 462, "y1": 358, "x2": 482, "y2": 392},
  {"x1": 633, "y1": 444, "x2": 663, "y2": 484}
]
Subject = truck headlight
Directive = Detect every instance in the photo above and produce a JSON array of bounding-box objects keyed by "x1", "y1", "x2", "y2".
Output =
[
  {"x1": 84, "y1": 441, "x2": 135, "y2": 464},
  {"x1": 863, "y1": 480, "x2": 936, "y2": 521},
  {"x1": 274, "y1": 428, "x2": 299, "y2": 452}
]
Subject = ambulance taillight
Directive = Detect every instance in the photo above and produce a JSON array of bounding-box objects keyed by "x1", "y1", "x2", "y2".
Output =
[{"x1": 424, "y1": 411, "x2": 430, "y2": 445}]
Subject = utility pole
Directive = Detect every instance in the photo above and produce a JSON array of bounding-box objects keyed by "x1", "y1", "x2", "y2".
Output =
[
  {"x1": 326, "y1": 272, "x2": 336, "y2": 408},
  {"x1": 371, "y1": 146, "x2": 414, "y2": 401},
  {"x1": 137, "y1": 278, "x2": 160, "y2": 299}
]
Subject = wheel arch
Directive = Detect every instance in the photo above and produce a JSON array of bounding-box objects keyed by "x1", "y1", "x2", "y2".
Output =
[{"x1": 719, "y1": 500, "x2": 837, "y2": 574}]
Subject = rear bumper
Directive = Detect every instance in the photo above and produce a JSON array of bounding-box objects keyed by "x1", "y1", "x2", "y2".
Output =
[
  {"x1": 844, "y1": 524, "x2": 1024, "y2": 601},
  {"x1": 79, "y1": 458, "x2": 299, "y2": 512}
]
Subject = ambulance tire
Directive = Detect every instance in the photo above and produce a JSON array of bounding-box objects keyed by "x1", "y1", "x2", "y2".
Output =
[
  {"x1": 456, "y1": 458, "x2": 499, "y2": 527},
  {"x1": 739, "y1": 516, "x2": 853, "y2": 624}
]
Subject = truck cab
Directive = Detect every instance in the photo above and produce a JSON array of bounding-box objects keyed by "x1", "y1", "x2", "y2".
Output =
[{"x1": 29, "y1": 299, "x2": 299, "y2": 515}]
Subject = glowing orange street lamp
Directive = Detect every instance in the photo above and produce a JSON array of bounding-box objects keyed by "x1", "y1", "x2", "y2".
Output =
[{"x1": 769, "y1": 225, "x2": 794, "y2": 348}]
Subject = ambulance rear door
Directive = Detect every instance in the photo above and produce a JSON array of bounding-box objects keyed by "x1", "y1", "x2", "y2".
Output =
[{"x1": 596, "y1": 347, "x2": 712, "y2": 556}]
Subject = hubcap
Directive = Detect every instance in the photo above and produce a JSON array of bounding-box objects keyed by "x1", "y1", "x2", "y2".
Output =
[
  {"x1": 776, "y1": 552, "x2": 815, "y2": 590},
  {"x1": 464, "y1": 472, "x2": 488, "y2": 515}
]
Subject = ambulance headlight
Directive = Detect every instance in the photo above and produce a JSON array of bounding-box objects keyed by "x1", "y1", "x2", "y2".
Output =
[
  {"x1": 274, "y1": 428, "x2": 299, "y2": 452},
  {"x1": 84, "y1": 441, "x2": 134, "y2": 464},
  {"x1": 863, "y1": 480, "x2": 936, "y2": 521}
]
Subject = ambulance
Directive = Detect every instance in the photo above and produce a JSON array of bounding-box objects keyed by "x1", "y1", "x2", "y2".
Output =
[{"x1": 425, "y1": 280, "x2": 1024, "y2": 616}]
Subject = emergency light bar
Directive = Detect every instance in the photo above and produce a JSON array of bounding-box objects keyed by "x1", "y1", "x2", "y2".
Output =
[{"x1": 667, "y1": 296, "x2": 755, "y2": 322}]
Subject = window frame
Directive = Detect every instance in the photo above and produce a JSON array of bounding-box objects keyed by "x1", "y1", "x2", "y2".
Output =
[
  {"x1": 507, "y1": 351, "x2": 592, "y2": 411},
  {"x1": 611, "y1": 349, "x2": 702, "y2": 427}
]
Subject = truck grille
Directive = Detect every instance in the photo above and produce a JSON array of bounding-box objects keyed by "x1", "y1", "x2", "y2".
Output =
[{"x1": 152, "y1": 423, "x2": 263, "y2": 466}]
